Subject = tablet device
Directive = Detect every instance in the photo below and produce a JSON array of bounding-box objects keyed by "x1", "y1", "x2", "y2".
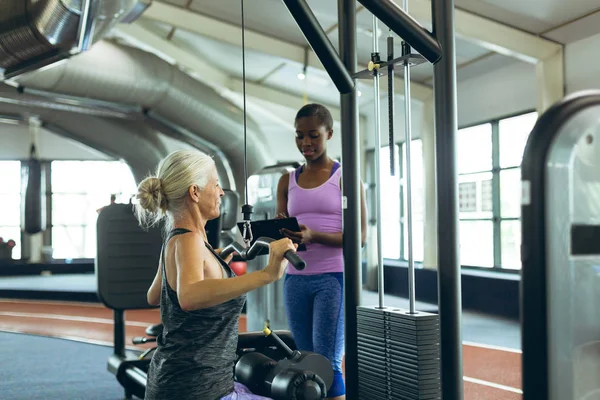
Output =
[{"x1": 236, "y1": 217, "x2": 307, "y2": 254}]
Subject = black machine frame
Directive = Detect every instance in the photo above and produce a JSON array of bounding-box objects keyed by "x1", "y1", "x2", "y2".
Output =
[
  {"x1": 520, "y1": 91, "x2": 600, "y2": 399},
  {"x1": 279, "y1": 0, "x2": 462, "y2": 399}
]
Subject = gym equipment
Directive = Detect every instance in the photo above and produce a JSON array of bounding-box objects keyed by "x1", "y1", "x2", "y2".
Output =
[
  {"x1": 281, "y1": 0, "x2": 459, "y2": 398},
  {"x1": 22, "y1": 119, "x2": 46, "y2": 235},
  {"x1": 132, "y1": 326, "x2": 332, "y2": 400},
  {"x1": 351, "y1": 8, "x2": 441, "y2": 400},
  {"x1": 96, "y1": 202, "x2": 163, "y2": 400},
  {"x1": 235, "y1": 328, "x2": 333, "y2": 400},
  {"x1": 220, "y1": 236, "x2": 305, "y2": 270},
  {"x1": 244, "y1": 163, "x2": 301, "y2": 332},
  {"x1": 133, "y1": 326, "x2": 299, "y2": 366},
  {"x1": 521, "y1": 91, "x2": 600, "y2": 400}
]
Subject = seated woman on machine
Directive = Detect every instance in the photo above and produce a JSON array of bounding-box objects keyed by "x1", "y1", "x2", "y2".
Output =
[{"x1": 134, "y1": 149, "x2": 297, "y2": 400}]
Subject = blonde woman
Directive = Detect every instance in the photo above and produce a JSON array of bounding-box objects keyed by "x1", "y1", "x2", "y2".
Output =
[{"x1": 135, "y1": 150, "x2": 297, "y2": 400}]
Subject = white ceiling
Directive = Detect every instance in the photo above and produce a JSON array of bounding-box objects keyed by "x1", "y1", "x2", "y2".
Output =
[
  {"x1": 455, "y1": 0, "x2": 600, "y2": 34},
  {"x1": 155, "y1": 0, "x2": 514, "y2": 84},
  {"x1": 119, "y1": 0, "x2": 600, "y2": 127}
]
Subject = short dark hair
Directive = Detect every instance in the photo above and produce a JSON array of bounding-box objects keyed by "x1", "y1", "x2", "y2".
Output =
[{"x1": 295, "y1": 103, "x2": 333, "y2": 131}]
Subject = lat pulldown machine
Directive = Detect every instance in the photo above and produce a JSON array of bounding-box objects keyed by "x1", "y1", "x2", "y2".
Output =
[{"x1": 280, "y1": 0, "x2": 461, "y2": 399}]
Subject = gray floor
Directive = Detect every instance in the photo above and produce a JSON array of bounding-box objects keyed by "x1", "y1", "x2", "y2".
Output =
[{"x1": 0, "y1": 274, "x2": 522, "y2": 350}]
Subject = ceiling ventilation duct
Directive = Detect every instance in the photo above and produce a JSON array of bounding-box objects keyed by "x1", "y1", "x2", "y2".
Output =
[{"x1": 0, "y1": 0, "x2": 150, "y2": 80}]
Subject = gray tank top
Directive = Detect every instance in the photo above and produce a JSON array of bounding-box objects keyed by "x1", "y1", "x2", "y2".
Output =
[{"x1": 145, "y1": 228, "x2": 246, "y2": 400}]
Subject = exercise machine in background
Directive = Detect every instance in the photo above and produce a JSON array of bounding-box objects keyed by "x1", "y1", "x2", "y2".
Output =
[{"x1": 521, "y1": 90, "x2": 600, "y2": 400}]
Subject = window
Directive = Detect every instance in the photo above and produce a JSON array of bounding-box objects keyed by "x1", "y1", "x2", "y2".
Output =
[
  {"x1": 378, "y1": 145, "x2": 401, "y2": 259},
  {"x1": 366, "y1": 140, "x2": 424, "y2": 262},
  {"x1": 457, "y1": 123, "x2": 494, "y2": 267},
  {"x1": 455, "y1": 111, "x2": 537, "y2": 270},
  {"x1": 497, "y1": 112, "x2": 538, "y2": 269},
  {"x1": 365, "y1": 111, "x2": 537, "y2": 272},
  {"x1": 0, "y1": 161, "x2": 22, "y2": 259},
  {"x1": 401, "y1": 140, "x2": 424, "y2": 263},
  {"x1": 51, "y1": 161, "x2": 137, "y2": 259}
]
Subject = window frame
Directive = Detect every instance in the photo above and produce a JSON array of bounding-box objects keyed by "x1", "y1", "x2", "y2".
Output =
[
  {"x1": 0, "y1": 161, "x2": 25, "y2": 259},
  {"x1": 49, "y1": 159, "x2": 137, "y2": 260},
  {"x1": 460, "y1": 109, "x2": 537, "y2": 273},
  {"x1": 366, "y1": 109, "x2": 536, "y2": 274}
]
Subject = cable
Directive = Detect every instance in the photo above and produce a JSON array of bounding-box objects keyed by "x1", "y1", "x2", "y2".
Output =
[
  {"x1": 241, "y1": 0, "x2": 248, "y2": 207},
  {"x1": 240, "y1": 0, "x2": 253, "y2": 246}
]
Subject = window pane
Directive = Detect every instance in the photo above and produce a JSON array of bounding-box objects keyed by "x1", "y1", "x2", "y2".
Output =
[
  {"x1": 52, "y1": 226, "x2": 85, "y2": 259},
  {"x1": 500, "y1": 168, "x2": 521, "y2": 218},
  {"x1": 0, "y1": 161, "x2": 22, "y2": 194},
  {"x1": 501, "y1": 220, "x2": 521, "y2": 270},
  {"x1": 402, "y1": 140, "x2": 424, "y2": 262},
  {"x1": 0, "y1": 194, "x2": 21, "y2": 225},
  {"x1": 52, "y1": 194, "x2": 89, "y2": 225},
  {"x1": 403, "y1": 216, "x2": 424, "y2": 263},
  {"x1": 52, "y1": 161, "x2": 136, "y2": 197},
  {"x1": 458, "y1": 172, "x2": 493, "y2": 220},
  {"x1": 380, "y1": 145, "x2": 401, "y2": 259},
  {"x1": 459, "y1": 220, "x2": 494, "y2": 267},
  {"x1": 499, "y1": 112, "x2": 538, "y2": 168},
  {"x1": 0, "y1": 227, "x2": 21, "y2": 259},
  {"x1": 457, "y1": 124, "x2": 492, "y2": 174},
  {"x1": 84, "y1": 223, "x2": 97, "y2": 259},
  {"x1": 50, "y1": 160, "x2": 137, "y2": 259}
]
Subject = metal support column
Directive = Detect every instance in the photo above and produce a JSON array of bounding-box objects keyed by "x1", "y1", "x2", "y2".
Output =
[
  {"x1": 432, "y1": 0, "x2": 464, "y2": 399},
  {"x1": 338, "y1": 1, "x2": 361, "y2": 399}
]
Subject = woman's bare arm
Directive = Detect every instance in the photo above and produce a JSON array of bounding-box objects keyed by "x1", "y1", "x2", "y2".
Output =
[{"x1": 175, "y1": 233, "x2": 273, "y2": 310}]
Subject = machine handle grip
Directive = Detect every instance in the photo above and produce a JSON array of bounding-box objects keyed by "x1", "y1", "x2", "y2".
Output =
[
  {"x1": 219, "y1": 237, "x2": 306, "y2": 271},
  {"x1": 219, "y1": 241, "x2": 245, "y2": 260},
  {"x1": 284, "y1": 250, "x2": 306, "y2": 270},
  {"x1": 264, "y1": 327, "x2": 295, "y2": 358}
]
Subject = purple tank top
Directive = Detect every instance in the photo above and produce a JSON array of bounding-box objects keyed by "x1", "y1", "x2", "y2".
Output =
[{"x1": 286, "y1": 164, "x2": 344, "y2": 275}]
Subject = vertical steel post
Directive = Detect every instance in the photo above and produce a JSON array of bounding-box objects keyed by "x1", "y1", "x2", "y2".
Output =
[
  {"x1": 338, "y1": 1, "x2": 361, "y2": 398},
  {"x1": 432, "y1": 0, "x2": 464, "y2": 398}
]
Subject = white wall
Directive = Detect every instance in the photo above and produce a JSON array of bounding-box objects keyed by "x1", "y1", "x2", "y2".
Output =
[
  {"x1": 0, "y1": 123, "x2": 112, "y2": 160},
  {"x1": 248, "y1": 96, "x2": 344, "y2": 164},
  {"x1": 566, "y1": 32, "x2": 600, "y2": 93},
  {"x1": 453, "y1": 30, "x2": 600, "y2": 128},
  {"x1": 457, "y1": 61, "x2": 537, "y2": 127}
]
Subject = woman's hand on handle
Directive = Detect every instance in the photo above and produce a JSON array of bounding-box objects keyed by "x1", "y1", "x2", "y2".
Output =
[{"x1": 263, "y1": 238, "x2": 298, "y2": 282}]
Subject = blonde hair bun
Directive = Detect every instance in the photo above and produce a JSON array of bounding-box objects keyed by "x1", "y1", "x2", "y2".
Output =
[{"x1": 136, "y1": 176, "x2": 167, "y2": 213}]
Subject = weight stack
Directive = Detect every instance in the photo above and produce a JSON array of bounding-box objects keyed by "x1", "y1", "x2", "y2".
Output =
[{"x1": 357, "y1": 306, "x2": 441, "y2": 400}]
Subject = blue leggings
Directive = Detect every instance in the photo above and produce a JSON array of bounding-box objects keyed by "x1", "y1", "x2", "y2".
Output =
[{"x1": 284, "y1": 273, "x2": 345, "y2": 397}]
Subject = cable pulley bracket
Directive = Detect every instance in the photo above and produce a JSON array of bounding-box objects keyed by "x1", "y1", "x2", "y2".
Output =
[
  {"x1": 353, "y1": 53, "x2": 427, "y2": 80},
  {"x1": 241, "y1": 204, "x2": 254, "y2": 247}
]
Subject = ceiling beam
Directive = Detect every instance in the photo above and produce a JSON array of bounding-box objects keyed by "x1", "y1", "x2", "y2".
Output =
[
  {"x1": 410, "y1": 0, "x2": 562, "y2": 63},
  {"x1": 139, "y1": 1, "x2": 433, "y2": 101}
]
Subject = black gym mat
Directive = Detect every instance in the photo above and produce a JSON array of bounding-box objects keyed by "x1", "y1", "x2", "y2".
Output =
[{"x1": 0, "y1": 331, "x2": 126, "y2": 400}]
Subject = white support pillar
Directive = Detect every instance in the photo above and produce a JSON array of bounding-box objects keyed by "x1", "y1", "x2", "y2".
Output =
[
  {"x1": 536, "y1": 48, "x2": 565, "y2": 113},
  {"x1": 421, "y1": 95, "x2": 437, "y2": 269}
]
